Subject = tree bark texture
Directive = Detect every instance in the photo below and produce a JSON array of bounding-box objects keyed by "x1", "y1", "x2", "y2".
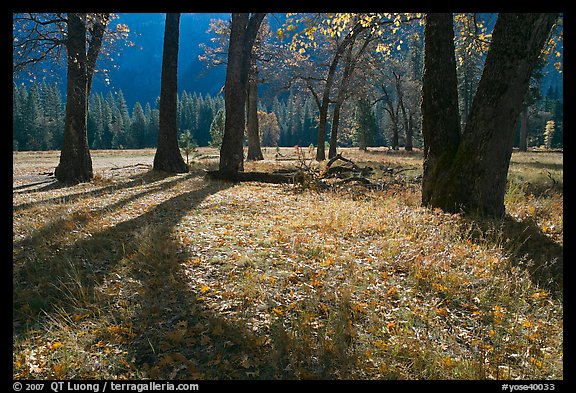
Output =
[
  {"x1": 328, "y1": 103, "x2": 341, "y2": 159},
  {"x1": 86, "y1": 13, "x2": 110, "y2": 97},
  {"x1": 519, "y1": 107, "x2": 528, "y2": 151},
  {"x1": 219, "y1": 13, "x2": 265, "y2": 176},
  {"x1": 55, "y1": 13, "x2": 93, "y2": 184},
  {"x1": 421, "y1": 13, "x2": 462, "y2": 207},
  {"x1": 246, "y1": 58, "x2": 264, "y2": 161},
  {"x1": 154, "y1": 13, "x2": 188, "y2": 173},
  {"x1": 422, "y1": 13, "x2": 558, "y2": 216}
]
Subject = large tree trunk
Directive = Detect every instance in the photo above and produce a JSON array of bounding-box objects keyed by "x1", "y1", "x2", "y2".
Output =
[
  {"x1": 153, "y1": 13, "x2": 188, "y2": 173},
  {"x1": 219, "y1": 13, "x2": 265, "y2": 176},
  {"x1": 422, "y1": 13, "x2": 558, "y2": 217},
  {"x1": 55, "y1": 13, "x2": 93, "y2": 184},
  {"x1": 519, "y1": 107, "x2": 528, "y2": 151},
  {"x1": 421, "y1": 13, "x2": 463, "y2": 208},
  {"x1": 246, "y1": 58, "x2": 264, "y2": 161}
]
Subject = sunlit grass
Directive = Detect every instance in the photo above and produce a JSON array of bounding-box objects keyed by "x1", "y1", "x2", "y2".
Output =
[{"x1": 13, "y1": 148, "x2": 562, "y2": 380}]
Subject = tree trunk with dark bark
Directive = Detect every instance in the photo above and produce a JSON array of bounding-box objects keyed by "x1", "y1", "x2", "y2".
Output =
[
  {"x1": 421, "y1": 13, "x2": 461, "y2": 205},
  {"x1": 246, "y1": 58, "x2": 264, "y2": 161},
  {"x1": 328, "y1": 101, "x2": 342, "y2": 159},
  {"x1": 315, "y1": 91, "x2": 331, "y2": 161},
  {"x1": 519, "y1": 107, "x2": 528, "y2": 151},
  {"x1": 55, "y1": 13, "x2": 93, "y2": 184},
  {"x1": 421, "y1": 13, "x2": 558, "y2": 217},
  {"x1": 329, "y1": 36, "x2": 371, "y2": 159},
  {"x1": 315, "y1": 35, "x2": 353, "y2": 161},
  {"x1": 396, "y1": 72, "x2": 413, "y2": 152},
  {"x1": 219, "y1": 13, "x2": 265, "y2": 177},
  {"x1": 405, "y1": 112, "x2": 414, "y2": 151},
  {"x1": 154, "y1": 13, "x2": 188, "y2": 173},
  {"x1": 86, "y1": 13, "x2": 110, "y2": 97}
]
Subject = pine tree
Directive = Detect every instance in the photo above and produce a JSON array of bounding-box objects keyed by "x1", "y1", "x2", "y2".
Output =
[
  {"x1": 116, "y1": 90, "x2": 131, "y2": 138},
  {"x1": 24, "y1": 85, "x2": 42, "y2": 150},
  {"x1": 131, "y1": 101, "x2": 147, "y2": 148},
  {"x1": 46, "y1": 83, "x2": 65, "y2": 149},
  {"x1": 143, "y1": 102, "x2": 155, "y2": 147},
  {"x1": 87, "y1": 96, "x2": 98, "y2": 148},
  {"x1": 147, "y1": 107, "x2": 160, "y2": 148},
  {"x1": 210, "y1": 108, "x2": 226, "y2": 148},
  {"x1": 353, "y1": 98, "x2": 377, "y2": 151},
  {"x1": 179, "y1": 129, "x2": 197, "y2": 164},
  {"x1": 111, "y1": 107, "x2": 125, "y2": 149},
  {"x1": 13, "y1": 84, "x2": 26, "y2": 150},
  {"x1": 101, "y1": 96, "x2": 114, "y2": 149},
  {"x1": 89, "y1": 94, "x2": 103, "y2": 149}
]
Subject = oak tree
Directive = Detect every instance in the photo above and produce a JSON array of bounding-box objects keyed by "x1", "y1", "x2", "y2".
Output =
[
  {"x1": 218, "y1": 13, "x2": 266, "y2": 177},
  {"x1": 153, "y1": 13, "x2": 188, "y2": 173},
  {"x1": 421, "y1": 13, "x2": 558, "y2": 216},
  {"x1": 55, "y1": 14, "x2": 109, "y2": 183}
]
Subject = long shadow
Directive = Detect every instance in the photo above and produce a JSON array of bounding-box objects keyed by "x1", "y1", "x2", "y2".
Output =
[
  {"x1": 13, "y1": 173, "x2": 357, "y2": 379},
  {"x1": 501, "y1": 215, "x2": 563, "y2": 295},
  {"x1": 13, "y1": 170, "x2": 178, "y2": 213},
  {"x1": 465, "y1": 214, "x2": 563, "y2": 298},
  {"x1": 122, "y1": 192, "x2": 357, "y2": 379},
  {"x1": 13, "y1": 175, "x2": 230, "y2": 339},
  {"x1": 13, "y1": 171, "x2": 201, "y2": 253},
  {"x1": 13, "y1": 178, "x2": 57, "y2": 191},
  {"x1": 123, "y1": 210, "x2": 283, "y2": 379}
]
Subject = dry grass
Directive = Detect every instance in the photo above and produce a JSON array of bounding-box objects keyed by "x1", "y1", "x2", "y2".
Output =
[{"x1": 13, "y1": 147, "x2": 563, "y2": 380}]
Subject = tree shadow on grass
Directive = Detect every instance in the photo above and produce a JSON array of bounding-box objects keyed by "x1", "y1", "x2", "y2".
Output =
[
  {"x1": 465, "y1": 214, "x2": 563, "y2": 299},
  {"x1": 13, "y1": 171, "x2": 201, "y2": 255},
  {"x1": 13, "y1": 174, "x2": 229, "y2": 338},
  {"x1": 13, "y1": 172, "x2": 359, "y2": 379},
  {"x1": 121, "y1": 208, "x2": 360, "y2": 380},
  {"x1": 13, "y1": 169, "x2": 180, "y2": 213}
]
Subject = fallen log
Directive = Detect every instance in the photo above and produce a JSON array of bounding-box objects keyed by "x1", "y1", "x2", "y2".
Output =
[
  {"x1": 326, "y1": 153, "x2": 357, "y2": 169},
  {"x1": 326, "y1": 153, "x2": 373, "y2": 177},
  {"x1": 205, "y1": 170, "x2": 300, "y2": 184}
]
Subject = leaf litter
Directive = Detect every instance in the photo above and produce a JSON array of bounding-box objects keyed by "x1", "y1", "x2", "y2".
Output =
[{"x1": 13, "y1": 149, "x2": 563, "y2": 380}]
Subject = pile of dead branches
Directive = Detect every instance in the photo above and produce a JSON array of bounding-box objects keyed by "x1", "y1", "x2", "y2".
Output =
[
  {"x1": 293, "y1": 152, "x2": 420, "y2": 192},
  {"x1": 206, "y1": 150, "x2": 420, "y2": 192}
]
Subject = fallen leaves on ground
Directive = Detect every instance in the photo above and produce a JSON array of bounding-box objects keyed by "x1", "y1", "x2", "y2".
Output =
[{"x1": 13, "y1": 148, "x2": 563, "y2": 380}]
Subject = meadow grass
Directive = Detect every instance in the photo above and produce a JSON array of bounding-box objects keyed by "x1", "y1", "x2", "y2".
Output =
[{"x1": 13, "y1": 147, "x2": 562, "y2": 380}]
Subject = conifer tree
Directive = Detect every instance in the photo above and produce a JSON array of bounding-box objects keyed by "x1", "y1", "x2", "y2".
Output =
[{"x1": 130, "y1": 102, "x2": 146, "y2": 148}]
